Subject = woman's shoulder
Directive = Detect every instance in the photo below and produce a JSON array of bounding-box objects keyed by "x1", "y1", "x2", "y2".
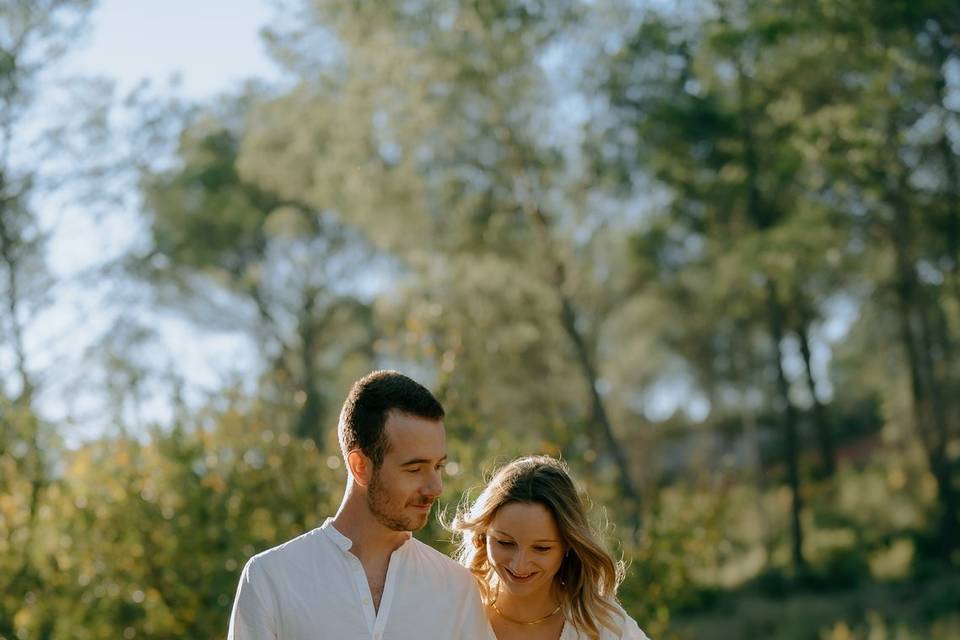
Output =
[
  {"x1": 561, "y1": 601, "x2": 651, "y2": 640},
  {"x1": 613, "y1": 600, "x2": 651, "y2": 639}
]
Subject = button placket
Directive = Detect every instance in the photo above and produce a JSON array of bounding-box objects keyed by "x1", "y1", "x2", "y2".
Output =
[
  {"x1": 370, "y1": 547, "x2": 403, "y2": 640},
  {"x1": 347, "y1": 555, "x2": 377, "y2": 633}
]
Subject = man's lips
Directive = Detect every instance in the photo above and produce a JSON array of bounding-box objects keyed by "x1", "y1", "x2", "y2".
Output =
[{"x1": 411, "y1": 502, "x2": 433, "y2": 511}]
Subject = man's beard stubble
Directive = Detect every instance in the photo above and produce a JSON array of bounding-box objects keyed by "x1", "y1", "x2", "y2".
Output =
[{"x1": 367, "y1": 470, "x2": 431, "y2": 532}]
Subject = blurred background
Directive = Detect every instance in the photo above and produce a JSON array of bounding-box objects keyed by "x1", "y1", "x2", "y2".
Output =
[{"x1": 2, "y1": 0, "x2": 959, "y2": 638}]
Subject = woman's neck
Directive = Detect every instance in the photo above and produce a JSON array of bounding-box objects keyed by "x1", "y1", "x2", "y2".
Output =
[{"x1": 493, "y1": 582, "x2": 561, "y2": 623}]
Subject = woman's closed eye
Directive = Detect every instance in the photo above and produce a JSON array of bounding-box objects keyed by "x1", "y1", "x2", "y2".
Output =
[{"x1": 494, "y1": 540, "x2": 552, "y2": 552}]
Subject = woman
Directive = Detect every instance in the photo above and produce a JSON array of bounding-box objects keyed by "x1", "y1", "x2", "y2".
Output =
[{"x1": 451, "y1": 456, "x2": 650, "y2": 640}]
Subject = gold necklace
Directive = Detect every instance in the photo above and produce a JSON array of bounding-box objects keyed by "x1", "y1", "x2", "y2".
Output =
[{"x1": 491, "y1": 600, "x2": 562, "y2": 626}]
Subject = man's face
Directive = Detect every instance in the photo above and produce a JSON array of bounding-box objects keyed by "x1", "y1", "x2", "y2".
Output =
[{"x1": 366, "y1": 411, "x2": 446, "y2": 532}]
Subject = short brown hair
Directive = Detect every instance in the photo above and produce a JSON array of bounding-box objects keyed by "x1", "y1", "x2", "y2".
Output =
[{"x1": 337, "y1": 370, "x2": 445, "y2": 468}]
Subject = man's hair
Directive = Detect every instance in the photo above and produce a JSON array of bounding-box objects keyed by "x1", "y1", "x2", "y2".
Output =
[{"x1": 337, "y1": 370, "x2": 445, "y2": 468}]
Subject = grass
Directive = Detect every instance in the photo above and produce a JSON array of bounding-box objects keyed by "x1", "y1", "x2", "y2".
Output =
[{"x1": 669, "y1": 571, "x2": 960, "y2": 639}]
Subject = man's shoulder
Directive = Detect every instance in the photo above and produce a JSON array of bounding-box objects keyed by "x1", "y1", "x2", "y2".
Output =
[
  {"x1": 244, "y1": 526, "x2": 326, "y2": 576},
  {"x1": 405, "y1": 537, "x2": 474, "y2": 584}
]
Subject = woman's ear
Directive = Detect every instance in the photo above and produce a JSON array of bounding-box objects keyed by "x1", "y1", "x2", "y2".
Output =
[{"x1": 347, "y1": 449, "x2": 373, "y2": 487}]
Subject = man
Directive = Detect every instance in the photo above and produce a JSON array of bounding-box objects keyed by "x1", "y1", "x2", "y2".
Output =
[{"x1": 228, "y1": 370, "x2": 495, "y2": 639}]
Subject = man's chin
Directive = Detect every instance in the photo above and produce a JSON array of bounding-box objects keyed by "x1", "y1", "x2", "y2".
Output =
[
  {"x1": 403, "y1": 508, "x2": 432, "y2": 530},
  {"x1": 375, "y1": 511, "x2": 428, "y2": 532}
]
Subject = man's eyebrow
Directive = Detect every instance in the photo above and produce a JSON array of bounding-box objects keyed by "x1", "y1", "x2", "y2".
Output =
[{"x1": 400, "y1": 455, "x2": 448, "y2": 466}]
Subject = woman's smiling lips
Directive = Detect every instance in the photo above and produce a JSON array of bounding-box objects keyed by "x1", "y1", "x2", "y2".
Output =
[{"x1": 504, "y1": 567, "x2": 537, "y2": 583}]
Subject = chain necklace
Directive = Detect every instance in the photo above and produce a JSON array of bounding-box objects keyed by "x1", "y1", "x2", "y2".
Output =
[
  {"x1": 492, "y1": 600, "x2": 562, "y2": 625},
  {"x1": 491, "y1": 586, "x2": 562, "y2": 626}
]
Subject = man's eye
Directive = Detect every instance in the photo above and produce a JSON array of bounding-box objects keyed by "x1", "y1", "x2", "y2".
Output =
[
  {"x1": 436, "y1": 463, "x2": 446, "y2": 471},
  {"x1": 407, "y1": 467, "x2": 421, "y2": 473}
]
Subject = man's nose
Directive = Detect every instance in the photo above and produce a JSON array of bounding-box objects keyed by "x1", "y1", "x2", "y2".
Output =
[{"x1": 422, "y1": 469, "x2": 442, "y2": 498}]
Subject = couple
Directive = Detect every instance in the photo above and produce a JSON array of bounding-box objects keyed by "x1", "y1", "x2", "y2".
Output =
[{"x1": 228, "y1": 371, "x2": 649, "y2": 640}]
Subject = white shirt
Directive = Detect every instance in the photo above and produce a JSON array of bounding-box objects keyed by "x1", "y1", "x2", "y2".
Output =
[
  {"x1": 559, "y1": 602, "x2": 651, "y2": 640},
  {"x1": 228, "y1": 518, "x2": 496, "y2": 640}
]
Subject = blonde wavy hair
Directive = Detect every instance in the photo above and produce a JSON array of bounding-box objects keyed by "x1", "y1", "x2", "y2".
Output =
[{"x1": 450, "y1": 456, "x2": 625, "y2": 639}]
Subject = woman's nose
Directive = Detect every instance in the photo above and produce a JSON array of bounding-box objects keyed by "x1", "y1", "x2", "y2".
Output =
[{"x1": 509, "y1": 552, "x2": 530, "y2": 571}]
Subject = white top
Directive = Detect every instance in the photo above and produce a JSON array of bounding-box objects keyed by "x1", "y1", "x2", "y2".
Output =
[
  {"x1": 228, "y1": 518, "x2": 496, "y2": 640},
  {"x1": 559, "y1": 602, "x2": 651, "y2": 640}
]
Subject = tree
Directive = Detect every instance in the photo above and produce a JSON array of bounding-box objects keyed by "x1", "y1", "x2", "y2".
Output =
[
  {"x1": 793, "y1": 0, "x2": 960, "y2": 559},
  {"x1": 136, "y1": 94, "x2": 378, "y2": 447},
  {"x1": 0, "y1": 1, "x2": 96, "y2": 636},
  {"x1": 237, "y1": 0, "x2": 648, "y2": 532}
]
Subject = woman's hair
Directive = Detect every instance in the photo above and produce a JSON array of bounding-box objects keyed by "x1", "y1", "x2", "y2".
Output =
[{"x1": 450, "y1": 456, "x2": 625, "y2": 639}]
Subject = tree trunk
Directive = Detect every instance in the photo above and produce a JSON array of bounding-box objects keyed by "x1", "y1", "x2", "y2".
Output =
[
  {"x1": 732, "y1": 331, "x2": 771, "y2": 564},
  {"x1": 527, "y1": 205, "x2": 643, "y2": 538},
  {"x1": 891, "y1": 237, "x2": 959, "y2": 558},
  {"x1": 930, "y1": 27, "x2": 960, "y2": 315},
  {"x1": 766, "y1": 280, "x2": 807, "y2": 572},
  {"x1": 0, "y1": 204, "x2": 34, "y2": 406},
  {"x1": 295, "y1": 290, "x2": 324, "y2": 445},
  {"x1": 736, "y1": 57, "x2": 806, "y2": 570},
  {"x1": 885, "y1": 134, "x2": 959, "y2": 557},
  {"x1": 795, "y1": 317, "x2": 836, "y2": 477}
]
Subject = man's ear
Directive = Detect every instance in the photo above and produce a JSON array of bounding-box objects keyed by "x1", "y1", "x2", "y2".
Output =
[{"x1": 347, "y1": 449, "x2": 373, "y2": 488}]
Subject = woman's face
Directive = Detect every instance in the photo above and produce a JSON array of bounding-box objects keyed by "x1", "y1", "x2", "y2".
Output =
[{"x1": 486, "y1": 501, "x2": 566, "y2": 599}]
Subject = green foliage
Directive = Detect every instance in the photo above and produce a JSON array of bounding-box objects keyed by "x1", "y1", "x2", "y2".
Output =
[
  {"x1": 5, "y1": 0, "x2": 960, "y2": 638},
  {"x1": 145, "y1": 124, "x2": 276, "y2": 275},
  {"x1": 32, "y1": 405, "x2": 343, "y2": 639}
]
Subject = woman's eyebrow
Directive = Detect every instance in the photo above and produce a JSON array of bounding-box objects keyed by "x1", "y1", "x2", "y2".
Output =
[{"x1": 489, "y1": 530, "x2": 559, "y2": 544}]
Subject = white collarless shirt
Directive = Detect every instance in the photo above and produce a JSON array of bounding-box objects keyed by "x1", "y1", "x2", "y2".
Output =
[
  {"x1": 558, "y1": 601, "x2": 651, "y2": 640},
  {"x1": 228, "y1": 518, "x2": 496, "y2": 640}
]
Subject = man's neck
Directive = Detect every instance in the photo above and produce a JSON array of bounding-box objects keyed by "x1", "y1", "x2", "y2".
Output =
[{"x1": 331, "y1": 490, "x2": 410, "y2": 564}]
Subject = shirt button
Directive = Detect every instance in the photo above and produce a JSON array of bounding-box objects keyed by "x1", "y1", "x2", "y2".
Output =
[{"x1": 363, "y1": 597, "x2": 370, "y2": 605}]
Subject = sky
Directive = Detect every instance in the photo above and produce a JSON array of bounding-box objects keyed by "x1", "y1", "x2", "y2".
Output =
[
  {"x1": 62, "y1": 0, "x2": 282, "y2": 100},
  {"x1": 28, "y1": 0, "x2": 284, "y2": 444}
]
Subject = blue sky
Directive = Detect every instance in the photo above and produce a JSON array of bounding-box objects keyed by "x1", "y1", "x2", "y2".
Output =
[{"x1": 63, "y1": 0, "x2": 282, "y2": 99}]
